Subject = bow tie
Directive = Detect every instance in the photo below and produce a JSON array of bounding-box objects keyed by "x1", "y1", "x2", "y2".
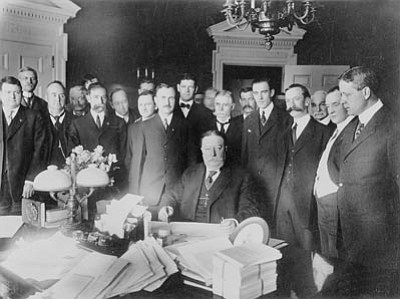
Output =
[
  {"x1": 180, "y1": 103, "x2": 191, "y2": 109},
  {"x1": 217, "y1": 119, "x2": 230, "y2": 126}
]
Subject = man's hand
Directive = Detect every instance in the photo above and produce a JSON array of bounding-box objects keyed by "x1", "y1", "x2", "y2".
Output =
[
  {"x1": 22, "y1": 182, "x2": 35, "y2": 198},
  {"x1": 158, "y1": 206, "x2": 174, "y2": 222}
]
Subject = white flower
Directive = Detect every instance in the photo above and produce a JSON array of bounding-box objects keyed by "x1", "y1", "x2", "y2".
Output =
[
  {"x1": 73, "y1": 145, "x2": 84, "y2": 155},
  {"x1": 108, "y1": 153, "x2": 117, "y2": 164},
  {"x1": 94, "y1": 145, "x2": 104, "y2": 155}
]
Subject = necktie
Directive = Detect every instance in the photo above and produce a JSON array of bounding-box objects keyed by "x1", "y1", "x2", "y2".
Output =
[
  {"x1": 205, "y1": 170, "x2": 217, "y2": 190},
  {"x1": 96, "y1": 115, "x2": 102, "y2": 129},
  {"x1": 217, "y1": 120, "x2": 229, "y2": 135},
  {"x1": 7, "y1": 111, "x2": 13, "y2": 125},
  {"x1": 180, "y1": 103, "x2": 191, "y2": 109},
  {"x1": 354, "y1": 118, "x2": 365, "y2": 141},
  {"x1": 163, "y1": 118, "x2": 169, "y2": 131},
  {"x1": 292, "y1": 123, "x2": 297, "y2": 145},
  {"x1": 54, "y1": 116, "x2": 60, "y2": 130},
  {"x1": 261, "y1": 111, "x2": 267, "y2": 126}
]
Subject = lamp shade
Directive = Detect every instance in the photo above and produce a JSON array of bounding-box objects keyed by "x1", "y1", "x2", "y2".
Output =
[
  {"x1": 76, "y1": 164, "x2": 109, "y2": 188},
  {"x1": 33, "y1": 165, "x2": 72, "y2": 192}
]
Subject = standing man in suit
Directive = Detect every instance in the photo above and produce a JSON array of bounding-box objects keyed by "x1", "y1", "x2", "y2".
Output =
[
  {"x1": 210, "y1": 90, "x2": 243, "y2": 165},
  {"x1": 310, "y1": 90, "x2": 336, "y2": 132},
  {"x1": 313, "y1": 86, "x2": 354, "y2": 262},
  {"x1": 275, "y1": 83, "x2": 332, "y2": 298},
  {"x1": 126, "y1": 84, "x2": 196, "y2": 215},
  {"x1": 158, "y1": 130, "x2": 259, "y2": 228},
  {"x1": 241, "y1": 77, "x2": 291, "y2": 227},
  {"x1": 327, "y1": 66, "x2": 400, "y2": 296},
  {"x1": 18, "y1": 67, "x2": 48, "y2": 120},
  {"x1": 44, "y1": 81, "x2": 74, "y2": 168},
  {"x1": 237, "y1": 87, "x2": 256, "y2": 119},
  {"x1": 0, "y1": 76, "x2": 46, "y2": 215},
  {"x1": 175, "y1": 73, "x2": 214, "y2": 160},
  {"x1": 67, "y1": 85, "x2": 89, "y2": 117},
  {"x1": 68, "y1": 82, "x2": 127, "y2": 198},
  {"x1": 110, "y1": 88, "x2": 140, "y2": 125}
]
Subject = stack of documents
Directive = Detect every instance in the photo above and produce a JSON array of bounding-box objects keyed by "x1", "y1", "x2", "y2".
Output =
[
  {"x1": 212, "y1": 243, "x2": 282, "y2": 299},
  {"x1": 33, "y1": 237, "x2": 178, "y2": 299},
  {"x1": 164, "y1": 236, "x2": 233, "y2": 289}
]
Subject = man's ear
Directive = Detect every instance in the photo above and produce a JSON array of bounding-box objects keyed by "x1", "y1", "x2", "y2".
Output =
[
  {"x1": 177, "y1": 84, "x2": 181, "y2": 93},
  {"x1": 362, "y1": 86, "x2": 371, "y2": 100},
  {"x1": 231, "y1": 103, "x2": 236, "y2": 111},
  {"x1": 305, "y1": 97, "x2": 311, "y2": 106},
  {"x1": 195, "y1": 86, "x2": 198, "y2": 94},
  {"x1": 270, "y1": 89, "x2": 275, "y2": 98}
]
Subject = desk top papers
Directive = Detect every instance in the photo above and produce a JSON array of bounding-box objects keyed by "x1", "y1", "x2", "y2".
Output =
[
  {"x1": 0, "y1": 216, "x2": 23, "y2": 238},
  {"x1": 31, "y1": 237, "x2": 178, "y2": 299}
]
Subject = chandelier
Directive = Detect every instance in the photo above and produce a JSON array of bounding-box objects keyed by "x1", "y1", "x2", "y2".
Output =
[{"x1": 222, "y1": 0, "x2": 316, "y2": 50}]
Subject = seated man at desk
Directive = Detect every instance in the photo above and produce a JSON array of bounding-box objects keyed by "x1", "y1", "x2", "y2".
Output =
[{"x1": 158, "y1": 130, "x2": 260, "y2": 230}]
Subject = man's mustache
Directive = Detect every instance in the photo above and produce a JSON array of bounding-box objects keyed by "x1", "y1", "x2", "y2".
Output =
[{"x1": 286, "y1": 106, "x2": 304, "y2": 112}]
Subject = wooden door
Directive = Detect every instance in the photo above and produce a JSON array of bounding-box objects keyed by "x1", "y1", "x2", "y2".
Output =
[
  {"x1": 0, "y1": 40, "x2": 53, "y2": 98},
  {"x1": 283, "y1": 65, "x2": 349, "y2": 94}
]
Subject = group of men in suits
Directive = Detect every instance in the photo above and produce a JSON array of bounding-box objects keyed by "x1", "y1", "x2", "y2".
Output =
[{"x1": 0, "y1": 65, "x2": 398, "y2": 297}]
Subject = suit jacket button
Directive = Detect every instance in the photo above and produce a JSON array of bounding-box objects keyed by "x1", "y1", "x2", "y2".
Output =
[
  {"x1": 339, "y1": 183, "x2": 343, "y2": 187},
  {"x1": 258, "y1": 170, "x2": 262, "y2": 175}
]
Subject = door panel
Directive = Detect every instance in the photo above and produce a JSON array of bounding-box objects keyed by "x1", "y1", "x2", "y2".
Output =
[
  {"x1": 0, "y1": 40, "x2": 53, "y2": 98},
  {"x1": 284, "y1": 65, "x2": 349, "y2": 94}
]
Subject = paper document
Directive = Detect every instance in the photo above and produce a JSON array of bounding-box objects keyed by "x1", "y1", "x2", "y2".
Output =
[{"x1": 0, "y1": 216, "x2": 23, "y2": 238}]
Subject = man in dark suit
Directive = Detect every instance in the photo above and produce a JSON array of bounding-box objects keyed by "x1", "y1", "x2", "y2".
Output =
[
  {"x1": 174, "y1": 73, "x2": 214, "y2": 160},
  {"x1": 241, "y1": 77, "x2": 291, "y2": 227},
  {"x1": 158, "y1": 130, "x2": 259, "y2": 229},
  {"x1": 313, "y1": 86, "x2": 354, "y2": 262},
  {"x1": 67, "y1": 85, "x2": 90, "y2": 117},
  {"x1": 209, "y1": 90, "x2": 243, "y2": 165},
  {"x1": 237, "y1": 87, "x2": 256, "y2": 119},
  {"x1": 110, "y1": 88, "x2": 140, "y2": 125},
  {"x1": 44, "y1": 81, "x2": 74, "y2": 169},
  {"x1": 275, "y1": 83, "x2": 332, "y2": 298},
  {"x1": 323, "y1": 66, "x2": 400, "y2": 297},
  {"x1": 68, "y1": 82, "x2": 127, "y2": 196},
  {"x1": 125, "y1": 84, "x2": 196, "y2": 215},
  {"x1": 0, "y1": 76, "x2": 46, "y2": 215},
  {"x1": 18, "y1": 66, "x2": 48, "y2": 120}
]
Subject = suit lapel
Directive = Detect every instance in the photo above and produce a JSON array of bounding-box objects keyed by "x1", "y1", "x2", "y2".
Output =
[
  {"x1": 260, "y1": 107, "x2": 278, "y2": 138},
  {"x1": 343, "y1": 108, "x2": 385, "y2": 159},
  {"x1": 294, "y1": 119, "x2": 315, "y2": 154},
  {"x1": 167, "y1": 114, "x2": 178, "y2": 138},
  {"x1": 208, "y1": 166, "x2": 231, "y2": 206},
  {"x1": 7, "y1": 106, "x2": 25, "y2": 140}
]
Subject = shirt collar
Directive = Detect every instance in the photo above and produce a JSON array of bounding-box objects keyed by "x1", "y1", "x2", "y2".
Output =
[
  {"x1": 50, "y1": 110, "x2": 65, "y2": 124},
  {"x1": 158, "y1": 112, "x2": 173, "y2": 125},
  {"x1": 115, "y1": 111, "x2": 129, "y2": 122},
  {"x1": 3, "y1": 106, "x2": 19, "y2": 117},
  {"x1": 293, "y1": 113, "x2": 310, "y2": 128},
  {"x1": 318, "y1": 115, "x2": 331, "y2": 125},
  {"x1": 336, "y1": 115, "x2": 355, "y2": 132},
  {"x1": 259, "y1": 102, "x2": 274, "y2": 120},
  {"x1": 358, "y1": 99, "x2": 383, "y2": 126},
  {"x1": 90, "y1": 110, "x2": 105, "y2": 121}
]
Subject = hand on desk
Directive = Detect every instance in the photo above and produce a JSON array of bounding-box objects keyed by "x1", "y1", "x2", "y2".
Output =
[{"x1": 158, "y1": 206, "x2": 174, "y2": 222}]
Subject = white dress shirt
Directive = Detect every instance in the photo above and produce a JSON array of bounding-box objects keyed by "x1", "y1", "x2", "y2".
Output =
[
  {"x1": 116, "y1": 112, "x2": 129, "y2": 123},
  {"x1": 292, "y1": 114, "x2": 311, "y2": 140},
  {"x1": 179, "y1": 99, "x2": 193, "y2": 118},
  {"x1": 205, "y1": 168, "x2": 221, "y2": 188},
  {"x1": 3, "y1": 106, "x2": 19, "y2": 125},
  {"x1": 259, "y1": 102, "x2": 274, "y2": 122},
  {"x1": 314, "y1": 116, "x2": 355, "y2": 197},
  {"x1": 50, "y1": 110, "x2": 66, "y2": 126},
  {"x1": 90, "y1": 110, "x2": 105, "y2": 127},
  {"x1": 216, "y1": 117, "x2": 231, "y2": 132}
]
